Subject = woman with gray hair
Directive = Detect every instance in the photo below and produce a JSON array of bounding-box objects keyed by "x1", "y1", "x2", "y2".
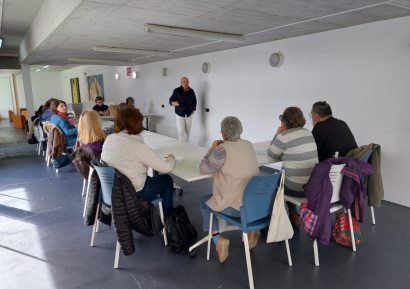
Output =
[{"x1": 199, "y1": 116, "x2": 260, "y2": 263}]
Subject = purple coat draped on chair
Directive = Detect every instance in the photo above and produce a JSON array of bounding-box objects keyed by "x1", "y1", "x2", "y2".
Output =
[{"x1": 303, "y1": 157, "x2": 373, "y2": 245}]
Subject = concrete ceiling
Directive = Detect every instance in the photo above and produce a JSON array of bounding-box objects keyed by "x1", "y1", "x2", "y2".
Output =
[
  {"x1": 11, "y1": 0, "x2": 410, "y2": 66},
  {"x1": 0, "y1": 0, "x2": 45, "y2": 52}
]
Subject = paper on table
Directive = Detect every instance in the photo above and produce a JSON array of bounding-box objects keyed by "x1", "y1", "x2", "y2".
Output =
[
  {"x1": 163, "y1": 155, "x2": 184, "y2": 161},
  {"x1": 265, "y1": 161, "x2": 283, "y2": 171}
]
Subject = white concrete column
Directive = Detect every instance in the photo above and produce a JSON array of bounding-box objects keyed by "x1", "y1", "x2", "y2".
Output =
[{"x1": 21, "y1": 64, "x2": 35, "y2": 118}]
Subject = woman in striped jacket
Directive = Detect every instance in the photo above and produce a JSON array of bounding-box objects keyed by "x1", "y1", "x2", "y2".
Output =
[{"x1": 267, "y1": 107, "x2": 318, "y2": 226}]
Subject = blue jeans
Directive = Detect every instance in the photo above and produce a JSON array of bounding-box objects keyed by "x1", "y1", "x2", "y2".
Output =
[
  {"x1": 284, "y1": 186, "x2": 305, "y2": 214},
  {"x1": 139, "y1": 174, "x2": 174, "y2": 215},
  {"x1": 200, "y1": 194, "x2": 240, "y2": 231}
]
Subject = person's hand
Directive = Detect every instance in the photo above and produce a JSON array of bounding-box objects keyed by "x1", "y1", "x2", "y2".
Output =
[
  {"x1": 211, "y1": 140, "x2": 223, "y2": 149},
  {"x1": 276, "y1": 126, "x2": 287, "y2": 135},
  {"x1": 171, "y1": 101, "x2": 179, "y2": 107}
]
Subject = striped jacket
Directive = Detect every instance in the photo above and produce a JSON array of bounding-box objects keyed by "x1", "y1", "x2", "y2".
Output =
[{"x1": 267, "y1": 127, "x2": 318, "y2": 192}]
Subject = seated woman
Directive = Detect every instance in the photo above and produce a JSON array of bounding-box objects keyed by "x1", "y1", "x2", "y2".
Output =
[
  {"x1": 50, "y1": 100, "x2": 78, "y2": 147},
  {"x1": 125, "y1": 97, "x2": 135, "y2": 108},
  {"x1": 101, "y1": 107, "x2": 175, "y2": 215},
  {"x1": 40, "y1": 98, "x2": 55, "y2": 122},
  {"x1": 70, "y1": 110, "x2": 107, "y2": 179},
  {"x1": 267, "y1": 107, "x2": 318, "y2": 226},
  {"x1": 199, "y1": 116, "x2": 260, "y2": 264},
  {"x1": 77, "y1": 110, "x2": 107, "y2": 158}
]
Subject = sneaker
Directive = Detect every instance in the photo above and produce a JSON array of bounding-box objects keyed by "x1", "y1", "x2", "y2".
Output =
[
  {"x1": 216, "y1": 237, "x2": 230, "y2": 263},
  {"x1": 289, "y1": 212, "x2": 301, "y2": 227},
  {"x1": 247, "y1": 231, "x2": 261, "y2": 250}
]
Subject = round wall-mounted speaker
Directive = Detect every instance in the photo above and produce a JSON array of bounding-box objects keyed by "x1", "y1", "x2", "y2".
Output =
[
  {"x1": 162, "y1": 67, "x2": 168, "y2": 77},
  {"x1": 269, "y1": 52, "x2": 284, "y2": 67},
  {"x1": 202, "y1": 62, "x2": 210, "y2": 73}
]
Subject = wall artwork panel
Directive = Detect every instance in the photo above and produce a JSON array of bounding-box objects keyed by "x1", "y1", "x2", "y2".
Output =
[
  {"x1": 87, "y1": 74, "x2": 104, "y2": 101},
  {"x1": 70, "y1": 78, "x2": 81, "y2": 104}
]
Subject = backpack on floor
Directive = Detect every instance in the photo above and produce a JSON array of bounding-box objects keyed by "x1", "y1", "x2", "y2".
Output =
[{"x1": 166, "y1": 205, "x2": 197, "y2": 254}]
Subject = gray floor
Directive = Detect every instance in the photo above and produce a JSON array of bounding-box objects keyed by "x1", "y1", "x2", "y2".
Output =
[
  {"x1": 0, "y1": 119, "x2": 27, "y2": 147},
  {"x1": 1, "y1": 149, "x2": 409, "y2": 289}
]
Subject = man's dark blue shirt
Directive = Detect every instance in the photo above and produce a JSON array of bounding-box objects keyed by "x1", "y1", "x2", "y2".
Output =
[{"x1": 169, "y1": 86, "x2": 197, "y2": 117}]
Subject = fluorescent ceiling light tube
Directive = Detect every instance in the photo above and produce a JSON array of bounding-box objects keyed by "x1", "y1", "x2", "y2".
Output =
[
  {"x1": 143, "y1": 24, "x2": 244, "y2": 42},
  {"x1": 43, "y1": 65, "x2": 49, "y2": 69},
  {"x1": 67, "y1": 57, "x2": 131, "y2": 65},
  {"x1": 93, "y1": 45, "x2": 170, "y2": 55}
]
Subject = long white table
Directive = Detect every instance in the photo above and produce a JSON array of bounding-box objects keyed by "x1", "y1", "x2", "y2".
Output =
[
  {"x1": 101, "y1": 113, "x2": 158, "y2": 131},
  {"x1": 141, "y1": 132, "x2": 280, "y2": 182},
  {"x1": 252, "y1": 140, "x2": 283, "y2": 170},
  {"x1": 141, "y1": 131, "x2": 210, "y2": 182}
]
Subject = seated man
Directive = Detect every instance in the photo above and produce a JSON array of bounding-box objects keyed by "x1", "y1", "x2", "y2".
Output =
[
  {"x1": 199, "y1": 116, "x2": 260, "y2": 264},
  {"x1": 92, "y1": 96, "x2": 109, "y2": 115},
  {"x1": 267, "y1": 107, "x2": 318, "y2": 226},
  {"x1": 311, "y1": 101, "x2": 357, "y2": 162}
]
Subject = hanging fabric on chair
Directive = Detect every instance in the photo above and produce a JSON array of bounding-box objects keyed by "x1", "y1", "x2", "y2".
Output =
[{"x1": 267, "y1": 172, "x2": 294, "y2": 243}]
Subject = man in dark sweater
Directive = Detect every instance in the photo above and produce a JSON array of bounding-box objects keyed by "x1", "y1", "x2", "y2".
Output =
[
  {"x1": 311, "y1": 101, "x2": 357, "y2": 162},
  {"x1": 169, "y1": 76, "x2": 197, "y2": 142},
  {"x1": 92, "y1": 96, "x2": 109, "y2": 115}
]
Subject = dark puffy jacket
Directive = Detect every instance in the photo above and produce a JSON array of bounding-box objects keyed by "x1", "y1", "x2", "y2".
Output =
[{"x1": 111, "y1": 170, "x2": 163, "y2": 256}]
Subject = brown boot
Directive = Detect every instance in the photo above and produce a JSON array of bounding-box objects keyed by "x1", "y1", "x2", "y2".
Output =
[
  {"x1": 289, "y1": 212, "x2": 301, "y2": 227},
  {"x1": 216, "y1": 237, "x2": 230, "y2": 263},
  {"x1": 247, "y1": 231, "x2": 261, "y2": 250}
]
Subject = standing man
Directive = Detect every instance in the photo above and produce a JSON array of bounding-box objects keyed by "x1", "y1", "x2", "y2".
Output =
[
  {"x1": 169, "y1": 76, "x2": 197, "y2": 142},
  {"x1": 311, "y1": 101, "x2": 357, "y2": 162}
]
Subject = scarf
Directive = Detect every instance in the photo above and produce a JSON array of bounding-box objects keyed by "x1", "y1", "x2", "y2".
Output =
[{"x1": 57, "y1": 111, "x2": 68, "y2": 120}]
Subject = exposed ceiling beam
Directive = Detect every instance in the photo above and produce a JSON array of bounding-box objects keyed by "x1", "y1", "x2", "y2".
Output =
[{"x1": 0, "y1": 0, "x2": 3, "y2": 35}]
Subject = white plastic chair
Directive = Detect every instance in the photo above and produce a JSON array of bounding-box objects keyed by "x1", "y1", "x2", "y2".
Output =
[{"x1": 285, "y1": 163, "x2": 356, "y2": 266}]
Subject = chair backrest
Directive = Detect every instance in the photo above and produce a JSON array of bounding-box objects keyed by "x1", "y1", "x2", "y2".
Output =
[
  {"x1": 360, "y1": 149, "x2": 372, "y2": 163},
  {"x1": 92, "y1": 160, "x2": 115, "y2": 206},
  {"x1": 240, "y1": 172, "x2": 282, "y2": 227},
  {"x1": 329, "y1": 164, "x2": 346, "y2": 203}
]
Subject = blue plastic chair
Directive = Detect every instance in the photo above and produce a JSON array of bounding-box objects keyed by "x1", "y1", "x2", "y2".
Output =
[
  {"x1": 189, "y1": 172, "x2": 292, "y2": 289},
  {"x1": 90, "y1": 161, "x2": 168, "y2": 269}
]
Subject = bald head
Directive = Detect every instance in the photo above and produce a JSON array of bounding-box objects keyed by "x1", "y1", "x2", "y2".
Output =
[{"x1": 180, "y1": 77, "x2": 189, "y2": 91}]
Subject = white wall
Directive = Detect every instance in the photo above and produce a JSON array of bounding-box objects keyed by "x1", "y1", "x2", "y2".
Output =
[
  {"x1": 31, "y1": 71, "x2": 65, "y2": 108},
  {"x1": 60, "y1": 16, "x2": 410, "y2": 207},
  {"x1": 0, "y1": 76, "x2": 14, "y2": 119},
  {"x1": 61, "y1": 65, "x2": 137, "y2": 106},
  {"x1": 15, "y1": 70, "x2": 64, "y2": 110}
]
